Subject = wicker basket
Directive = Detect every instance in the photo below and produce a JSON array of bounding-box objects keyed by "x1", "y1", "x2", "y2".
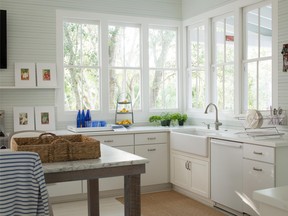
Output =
[{"x1": 11, "y1": 133, "x2": 101, "y2": 163}]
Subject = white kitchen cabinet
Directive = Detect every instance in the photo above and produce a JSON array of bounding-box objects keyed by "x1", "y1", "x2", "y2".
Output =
[
  {"x1": 170, "y1": 150, "x2": 209, "y2": 198},
  {"x1": 134, "y1": 132, "x2": 169, "y2": 186},
  {"x1": 243, "y1": 144, "x2": 275, "y2": 216}
]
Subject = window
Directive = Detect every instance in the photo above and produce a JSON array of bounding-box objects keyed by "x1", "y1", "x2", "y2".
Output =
[
  {"x1": 243, "y1": 3, "x2": 272, "y2": 111},
  {"x1": 185, "y1": 0, "x2": 275, "y2": 115},
  {"x1": 149, "y1": 27, "x2": 178, "y2": 109},
  {"x1": 108, "y1": 24, "x2": 141, "y2": 110},
  {"x1": 63, "y1": 20, "x2": 100, "y2": 111},
  {"x1": 212, "y1": 15, "x2": 235, "y2": 111},
  {"x1": 187, "y1": 24, "x2": 206, "y2": 110},
  {"x1": 57, "y1": 11, "x2": 184, "y2": 121}
]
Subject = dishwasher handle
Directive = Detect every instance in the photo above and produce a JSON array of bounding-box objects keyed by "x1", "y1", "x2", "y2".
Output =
[{"x1": 211, "y1": 140, "x2": 243, "y2": 148}]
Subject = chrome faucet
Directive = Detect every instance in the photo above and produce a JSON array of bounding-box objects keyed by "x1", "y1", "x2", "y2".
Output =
[{"x1": 204, "y1": 103, "x2": 222, "y2": 130}]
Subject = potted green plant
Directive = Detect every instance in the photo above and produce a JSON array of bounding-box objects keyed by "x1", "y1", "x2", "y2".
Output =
[
  {"x1": 177, "y1": 113, "x2": 188, "y2": 126},
  {"x1": 160, "y1": 112, "x2": 172, "y2": 126},
  {"x1": 171, "y1": 113, "x2": 181, "y2": 126},
  {"x1": 149, "y1": 115, "x2": 162, "y2": 126}
]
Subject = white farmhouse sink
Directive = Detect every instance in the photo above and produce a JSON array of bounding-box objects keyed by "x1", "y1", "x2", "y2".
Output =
[{"x1": 170, "y1": 128, "x2": 215, "y2": 157}]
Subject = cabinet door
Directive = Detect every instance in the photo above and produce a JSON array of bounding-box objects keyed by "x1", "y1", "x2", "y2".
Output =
[
  {"x1": 243, "y1": 159, "x2": 274, "y2": 216},
  {"x1": 190, "y1": 158, "x2": 209, "y2": 198},
  {"x1": 170, "y1": 152, "x2": 191, "y2": 189},
  {"x1": 135, "y1": 143, "x2": 169, "y2": 186}
]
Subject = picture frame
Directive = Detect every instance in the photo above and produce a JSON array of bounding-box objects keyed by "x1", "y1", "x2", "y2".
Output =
[
  {"x1": 35, "y1": 106, "x2": 56, "y2": 131},
  {"x1": 36, "y1": 63, "x2": 57, "y2": 87},
  {"x1": 14, "y1": 63, "x2": 36, "y2": 87},
  {"x1": 13, "y1": 107, "x2": 35, "y2": 132}
]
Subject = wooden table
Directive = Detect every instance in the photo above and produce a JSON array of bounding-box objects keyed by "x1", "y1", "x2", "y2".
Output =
[{"x1": 43, "y1": 144, "x2": 148, "y2": 216}]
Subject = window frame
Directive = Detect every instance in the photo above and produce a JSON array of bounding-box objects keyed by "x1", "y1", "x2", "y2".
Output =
[
  {"x1": 108, "y1": 22, "x2": 142, "y2": 111},
  {"x1": 211, "y1": 12, "x2": 235, "y2": 112},
  {"x1": 242, "y1": 1, "x2": 274, "y2": 112},
  {"x1": 56, "y1": 10, "x2": 182, "y2": 122},
  {"x1": 62, "y1": 18, "x2": 101, "y2": 112},
  {"x1": 186, "y1": 22, "x2": 208, "y2": 111},
  {"x1": 148, "y1": 25, "x2": 179, "y2": 111},
  {"x1": 183, "y1": 0, "x2": 277, "y2": 120}
]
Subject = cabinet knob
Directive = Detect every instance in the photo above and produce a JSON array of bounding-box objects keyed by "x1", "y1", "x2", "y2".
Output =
[
  {"x1": 148, "y1": 148, "x2": 156, "y2": 152},
  {"x1": 147, "y1": 137, "x2": 156, "y2": 140},
  {"x1": 185, "y1": 161, "x2": 191, "y2": 170},
  {"x1": 253, "y1": 167, "x2": 263, "y2": 172},
  {"x1": 253, "y1": 151, "x2": 263, "y2": 155},
  {"x1": 104, "y1": 140, "x2": 114, "y2": 143}
]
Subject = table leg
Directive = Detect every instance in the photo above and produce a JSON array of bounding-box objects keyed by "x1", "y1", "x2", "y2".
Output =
[
  {"x1": 124, "y1": 174, "x2": 141, "y2": 216},
  {"x1": 87, "y1": 179, "x2": 99, "y2": 216}
]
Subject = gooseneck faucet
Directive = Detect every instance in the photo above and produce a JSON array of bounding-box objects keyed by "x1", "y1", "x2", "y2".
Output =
[{"x1": 204, "y1": 103, "x2": 222, "y2": 130}]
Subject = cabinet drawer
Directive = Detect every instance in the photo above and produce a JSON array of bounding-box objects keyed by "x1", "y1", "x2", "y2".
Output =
[
  {"x1": 243, "y1": 144, "x2": 274, "y2": 163},
  {"x1": 135, "y1": 133, "x2": 168, "y2": 145},
  {"x1": 91, "y1": 134, "x2": 133, "y2": 147}
]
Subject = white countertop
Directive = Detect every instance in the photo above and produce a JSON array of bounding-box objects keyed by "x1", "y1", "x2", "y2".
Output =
[
  {"x1": 42, "y1": 144, "x2": 149, "y2": 174},
  {"x1": 52, "y1": 125, "x2": 288, "y2": 148},
  {"x1": 253, "y1": 185, "x2": 288, "y2": 211}
]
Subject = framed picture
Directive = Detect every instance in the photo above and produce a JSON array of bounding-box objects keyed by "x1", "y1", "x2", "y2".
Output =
[
  {"x1": 13, "y1": 107, "x2": 35, "y2": 131},
  {"x1": 35, "y1": 106, "x2": 56, "y2": 131},
  {"x1": 14, "y1": 63, "x2": 36, "y2": 87},
  {"x1": 36, "y1": 63, "x2": 57, "y2": 87}
]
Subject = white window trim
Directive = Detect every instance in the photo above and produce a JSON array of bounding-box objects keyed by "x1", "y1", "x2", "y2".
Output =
[
  {"x1": 56, "y1": 10, "x2": 181, "y2": 122},
  {"x1": 183, "y1": 0, "x2": 278, "y2": 121}
]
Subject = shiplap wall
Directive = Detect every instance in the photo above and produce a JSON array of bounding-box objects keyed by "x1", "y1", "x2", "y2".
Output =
[
  {"x1": 0, "y1": 0, "x2": 182, "y2": 133},
  {"x1": 278, "y1": 0, "x2": 288, "y2": 110}
]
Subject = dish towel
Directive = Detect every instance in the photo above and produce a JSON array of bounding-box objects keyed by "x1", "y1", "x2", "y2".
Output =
[{"x1": 0, "y1": 151, "x2": 50, "y2": 216}]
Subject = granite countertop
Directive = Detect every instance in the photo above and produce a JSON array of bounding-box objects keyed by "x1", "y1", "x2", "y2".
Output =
[
  {"x1": 253, "y1": 185, "x2": 288, "y2": 211},
  {"x1": 42, "y1": 144, "x2": 149, "y2": 174}
]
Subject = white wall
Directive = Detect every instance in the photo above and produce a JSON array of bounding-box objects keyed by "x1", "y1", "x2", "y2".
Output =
[
  {"x1": 182, "y1": 0, "x2": 237, "y2": 19},
  {"x1": 0, "y1": 0, "x2": 182, "y2": 133}
]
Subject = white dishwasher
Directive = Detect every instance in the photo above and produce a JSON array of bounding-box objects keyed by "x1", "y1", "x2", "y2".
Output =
[{"x1": 211, "y1": 139, "x2": 243, "y2": 213}]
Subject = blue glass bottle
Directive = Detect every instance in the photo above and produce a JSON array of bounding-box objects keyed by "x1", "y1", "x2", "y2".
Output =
[
  {"x1": 81, "y1": 109, "x2": 86, "y2": 127},
  {"x1": 76, "y1": 110, "x2": 81, "y2": 128},
  {"x1": 85, "y1": 109, "x2": 91, "y2": 127}
]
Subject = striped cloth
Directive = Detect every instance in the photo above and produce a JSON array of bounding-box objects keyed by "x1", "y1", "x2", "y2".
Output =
[{"x1": 0, "y1": 151, "x2": 50, "y2": 216}]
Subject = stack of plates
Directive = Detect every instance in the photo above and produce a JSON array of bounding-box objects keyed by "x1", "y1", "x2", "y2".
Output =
[{"x1": 245, "y1": 110, "x2": 263, "y2": 129}]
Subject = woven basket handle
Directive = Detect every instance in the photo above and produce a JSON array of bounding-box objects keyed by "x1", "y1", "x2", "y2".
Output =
[
  {"x1": 50, "y1": 138, "x2": 71, "y2": 162},
  {"x1": 50, "y1": 137, "x2": 71, "y2": 145},
  {"x1": 38, "y1": 132, "x2": 57, "y2": 139}
]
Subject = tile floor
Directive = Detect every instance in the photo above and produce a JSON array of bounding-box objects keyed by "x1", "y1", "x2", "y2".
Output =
[{"x1": 52, "y1": 197, "x2": 124, "y2": 216}]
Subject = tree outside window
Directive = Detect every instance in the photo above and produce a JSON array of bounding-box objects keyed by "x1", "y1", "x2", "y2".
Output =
[
  {"x1": 63, "y1": 21, "x2": 100, "y2": 111},
  {"x1": 108, "y1": 24, "x2": 141, "y2": 110},
  {"x1": 149, "y1": 27, "x2": 178, "y2": 109}
]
